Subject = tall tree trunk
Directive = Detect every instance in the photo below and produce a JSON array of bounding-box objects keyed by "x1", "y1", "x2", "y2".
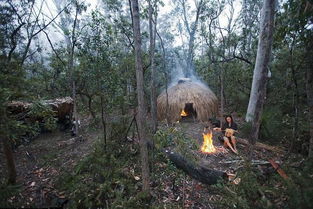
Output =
[
  {"x1": 100, "y1": 95, "x2": 107, "y2": 149},
  {"x1": 1, "y1": 111, "x2": 17, "y2": 184},
  {"x1": 87, "y1": 95, "x2": 96, "y2": 119},
  {"x1": 70, "y1": 6, "x2": 79, "y2": 136},
  {"x1": 289, "y1": 58, "x2": 299, "y2": 153},
  {"x1": 72, "y1": 80, "x2": 79, "y2": 135},
  {"x1": 306, "y1": 72, "x2": 313, "y2": 158},
  {"x1": 306, "y1": 41, "x2": 313, "y2": 158},
  {"x1": 149, "y1": 0, "x2": 157, "y2": 133},
  {"x1": 3, "y1": 139, "x2": 16, "y2": 184},
  {"x1": 245, "y1": 0, "x2": 276, "y2": 145},
  {"x1": 220, "y1": 68, "x2": 224, "y2": 125},
  {"x1": 157, "y1": 30, "x2": 169, "y2": 124},
  {"x1": 54, "y1": 0, "x2": 79, "y2": 136},
  {"x1": 131, "y1": 0, "x2": 150, "y2": 193},
  {"x1": 181, "y1": 0, "x2": 204, "y2": 77}
]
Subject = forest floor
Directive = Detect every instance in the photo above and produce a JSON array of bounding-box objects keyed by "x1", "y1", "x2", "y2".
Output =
[
  {"x1": 0, "y1": 115, "x2": 290, "y2": 208},
  {"x1": 0, "y1": 119, "x2": 101, "y2": 207}
]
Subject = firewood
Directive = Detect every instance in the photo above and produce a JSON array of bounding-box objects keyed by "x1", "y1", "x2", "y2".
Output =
[
  {"x1": 236, "y1": 138, "x2": 285, "y2": 153},
  {"x1": 268, "y1": 159, "x2": 289, "y2": 180},
  {"x1": 220, "y1": 159, "x2": 282, "y2": 165}
]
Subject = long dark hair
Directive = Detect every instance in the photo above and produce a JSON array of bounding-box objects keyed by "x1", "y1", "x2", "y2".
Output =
[{"x1": 224, "y1": 115, "x2": 234, "y2": 123}]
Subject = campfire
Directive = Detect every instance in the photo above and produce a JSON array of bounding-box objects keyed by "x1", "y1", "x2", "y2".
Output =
[
  {"x1": 180, "y1": 109, "x2": 188, "y2": 117},
  {"x1": 201, "y1": 131, "x2": 216, "y2": 154}
]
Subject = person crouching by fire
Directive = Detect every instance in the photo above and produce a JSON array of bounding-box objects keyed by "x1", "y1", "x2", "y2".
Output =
[{"x1": 213, "y1": 115, "x2": 238, "y2": 154}]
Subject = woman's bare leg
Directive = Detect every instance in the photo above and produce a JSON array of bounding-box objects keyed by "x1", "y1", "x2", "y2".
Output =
[
  {"x1": 223, "y1": 137, "x2": 237, "y2": 154},
  {"x1": 231, "y1": 136, "x2": 237, "y2": 152}
]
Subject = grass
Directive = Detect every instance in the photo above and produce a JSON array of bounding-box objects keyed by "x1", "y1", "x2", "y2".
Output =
[{"x1": 0, "y1": 182, "x2": 22, "y2": 207}]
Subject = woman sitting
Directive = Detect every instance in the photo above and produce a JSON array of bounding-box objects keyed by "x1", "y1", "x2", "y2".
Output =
[{"x1": 213, "y1": 115, "x2": 238, "y2": 154}]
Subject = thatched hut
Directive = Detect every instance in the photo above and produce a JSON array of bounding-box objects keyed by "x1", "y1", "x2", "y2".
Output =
[{"x1": 157, "y1": 79, "x2": 218, "y2": 122}]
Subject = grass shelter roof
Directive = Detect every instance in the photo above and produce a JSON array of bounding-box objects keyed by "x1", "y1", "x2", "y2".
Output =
[{"x1": 157, "y1": 79, "x2": 218, "y2": 122}]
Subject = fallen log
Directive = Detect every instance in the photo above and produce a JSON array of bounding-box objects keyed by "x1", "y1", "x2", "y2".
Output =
[
  {"x1": 42, "y1": 97, "x2": 73, "y2": 121},
  {"x1": 165, "y1": 150, "x2": 228, "y2": 185},
  {"x1": 7, "y1": 97, "x2": 73, "y2": 121},
  {"x1": 236, "y1": 138, "x2": 285, "y2": 153},
  {"x1": 220, "y1": 159, "x2": 282, "y2": 165}
]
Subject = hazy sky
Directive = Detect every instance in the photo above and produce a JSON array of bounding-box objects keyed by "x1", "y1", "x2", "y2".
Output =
[{"x1": 33, "y1": 0, "x2": 242, "y2": 61}]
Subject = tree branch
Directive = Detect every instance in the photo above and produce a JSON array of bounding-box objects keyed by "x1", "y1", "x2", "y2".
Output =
[
  {"x1": 7, "y1": 23, "x2": 26, "y2": 64},
  {"x1": 43, "y1": 30, "x2": 66, "y2": 68},
  {"x1": 21, "y1": 2, "x2": 72, "y2": 65}
]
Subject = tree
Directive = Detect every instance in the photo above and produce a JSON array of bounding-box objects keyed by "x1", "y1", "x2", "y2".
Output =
[
  {"x1": 0, "y1": 0, "x2": 67, "y2": 184},
  {"x1": 174, "y1": 0, "x2": 206, "y2": 77},
  {"x1": 51, "y1": 0, "x2": 87, "y2": 136},
  {"x1": 245, "y1": 0, "x2": 276, "y2": 145},
  {"x1": 130, "y1": 0, "x2": 150, "y2": 192},
  {"x1": 304, "y1": 4, "x2": 313, "y2": 157},
  {"x1": 307, "y1": 42, "x2": 313, "y2": 157},
  {"x1": 149, "y1": 0, "x2": 158, "y2": 133}
]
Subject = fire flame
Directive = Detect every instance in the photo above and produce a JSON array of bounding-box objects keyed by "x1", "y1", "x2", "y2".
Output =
[
  {"x1": 180, "y1": 110, "x2": 188, "y2": 117},
  {"x1": 201, "y1": 131, "x2": 216, "y2": 153}
]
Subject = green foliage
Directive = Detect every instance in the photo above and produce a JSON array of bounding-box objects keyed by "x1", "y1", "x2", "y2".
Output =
[
  {"x1": 154, "y1": 127, "x2": 178, "y2": 149},
  {"x1": 215, "y1": 157, "x2": 313, "y2": 209},
  {"x1": 154, "y1": 126, "x2": 200, "y2": 163},
  {"x1": 0, "y1": 183, "x2": 21, "y2": 207},
  {"x1": 57, "y1": 133, "x2": 149, "y2": 209},
  {"x1": 284, "y1": 159, "x2": 313, "y2": 209},
  {"x1": 259, "y1": 106, "x2": 288, "y2": 142},
  {"x1": 239, "y1": 121, "x2": 253, "y2": 139},
  {"x1": 7, "y1": 101, "x2": 58, "y2": 147},
  {"x1": 27, "y1": 102, "x2": 57, "y2": 131},
  {"x1": 216, "y1": 163, "x2": 276, "y2": 209}
]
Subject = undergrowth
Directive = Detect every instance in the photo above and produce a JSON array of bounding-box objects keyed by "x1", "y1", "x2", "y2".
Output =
[
  {"x1": 57, "y1": 138, "x2": 150, "y2": 209},
  {"x1": 0, "y1": 182, "x2": 21, "y2": 207},
  {"x1": 215, "y1": 157, "x2": 313, "y2": 209},
  {"x1": 154, "y1": 126, "x2": 200, "y2": 163},
  {"x1": 57, "y1": 125, "x2": 202, "y2": 208}
]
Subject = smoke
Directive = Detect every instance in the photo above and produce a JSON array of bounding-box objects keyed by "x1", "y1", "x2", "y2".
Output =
[{"x1": 169, "y1": 54, "x2": 207, "y2": 89}]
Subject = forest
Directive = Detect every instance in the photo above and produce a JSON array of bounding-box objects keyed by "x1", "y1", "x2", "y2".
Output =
[{"x1": 0, "y1": 0, "x2": 313, "y2": 208}]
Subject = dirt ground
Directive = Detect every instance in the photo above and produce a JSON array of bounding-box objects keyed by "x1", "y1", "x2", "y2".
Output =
[
  {"x1": 1, "y1": 117, "x2": 285, "y2": 208},
  {"x1": 0, "y1": 127, "x2": 100, "y2": 207},
  {"x1": 169, "y1": 120, "x2": 283, "y2": 174}
]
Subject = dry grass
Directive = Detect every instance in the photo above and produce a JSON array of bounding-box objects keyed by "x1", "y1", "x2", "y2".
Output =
[{"x1": 157, "y1": 80, "x2": 218, "y2": 122}]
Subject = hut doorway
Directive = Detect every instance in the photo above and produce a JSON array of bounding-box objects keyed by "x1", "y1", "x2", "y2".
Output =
[
  {"x1": 157, "y1": 79, "x2": 218, "y2": 122},
  {"x1": 181, "y1": 103, "x2": 197, "y2": 121}
]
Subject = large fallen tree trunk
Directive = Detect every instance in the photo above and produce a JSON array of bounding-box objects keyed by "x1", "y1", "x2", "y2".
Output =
[
  {"x1": 165, "y1": 150, "x2": 228, "y2": 185},
  {"x1": 7, "y1": 97, "x2": 73, "y2": 122},
  {"x1": 236, "y1": 137, "x2": 284, "y2": 154}
]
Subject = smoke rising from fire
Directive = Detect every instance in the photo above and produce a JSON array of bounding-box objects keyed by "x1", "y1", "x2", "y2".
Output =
[{"x1": 169, "y1": 56, "x2": 211, "y2": 91}]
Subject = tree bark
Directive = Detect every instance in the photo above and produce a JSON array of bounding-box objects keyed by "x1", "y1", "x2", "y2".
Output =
[
  {"x1": 306, "y1": 42, "x2": 313, "y2": 158},
  {"x1": 1, "y1": 110, "x2": 17, "y2": 184},
  {"x1": 290, "y1": 56, "x2": 299, "y2": 153},
  {"x1": 245, "y1": 0, "x2": 276, "y2": 146},
  {"x1": 156, "y1": 31, "x2": 169, "y2": 124},
  {"x1": 100, "y1": 95, "x2": 107, "y2": 149},
  {"x1": 220, "y1": 68, "x2": 224, "y2": 125},
  {"x1": 165, "y1": 150, "x2": 227, "y2": 185},
  {"x1": 149, "y1": 0, "x2": 157, "y2": 134},
  {"x1": 87, "y1": 94, "x2": 96, "y2": 119},
  {"x1": 53, "y1": 0, "x2": 80, "y2": 136},
  {"x1": 7, "y1": 97, "x2": 73, "y2": 122},
  {"x1": 2, "y1": 137, "x2": 17, "y2": 184},
  {"x1": 131, "y1": 0, "x2": 150, "y2": 192},
  {"x1": 70, "y1": 5, "x2": 79, "y2": 136}
]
